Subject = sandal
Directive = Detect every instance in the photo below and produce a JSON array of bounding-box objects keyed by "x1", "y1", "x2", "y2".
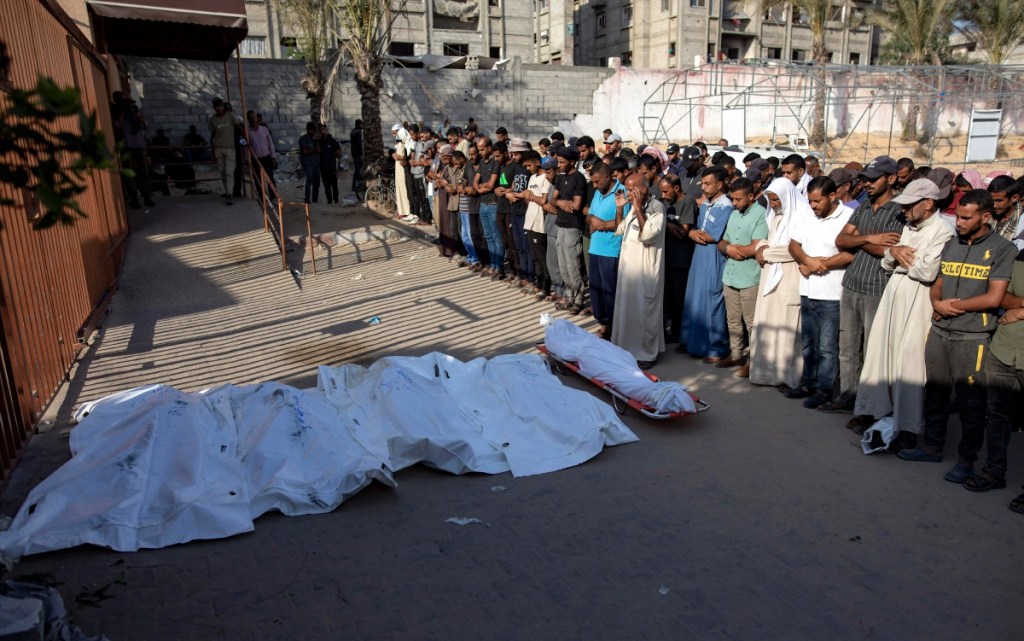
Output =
[
  {"x1": 846, "y1": 415, "x2": 876, "y2": 435},
  {"x1": 1010, "y1": 489, "x2": 1024, "y2": 514},
  {"x1": 964, "y1": 473, "x2": 1007, "y2": 493},
  {"x1": 816, "y1": 399, "x2": 854, "y2": 415}
]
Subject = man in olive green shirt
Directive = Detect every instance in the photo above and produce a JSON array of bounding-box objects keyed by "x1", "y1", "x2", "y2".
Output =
[
  {"x1": 966, "y1": 248, "x2": 1024, "y2": 506},
  {"x1": 717, "y1": 177, "x2": 769, "y2": 375}
]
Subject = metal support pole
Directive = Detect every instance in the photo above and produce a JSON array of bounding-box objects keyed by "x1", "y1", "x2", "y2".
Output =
[
  {"x1": 237, "y1": 46, "x2": 252, "y2": 199},
  {"x1": 305, "y1": 203, "x2": 316, "y2": 276},
  {"x1": 223, "y1": 60, "x2": 231, "y2": 102},
  {"x1": 278, "y1": 200, "x2": 287, "y2": 271}
]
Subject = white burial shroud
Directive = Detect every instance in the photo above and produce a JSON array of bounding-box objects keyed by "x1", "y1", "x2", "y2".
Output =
[{"x1": 0, "y1": 353, "x2": 636, "y2": 558}]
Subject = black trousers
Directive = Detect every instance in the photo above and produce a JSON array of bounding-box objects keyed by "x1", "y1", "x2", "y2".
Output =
[
  {"x1": 664, "y1": 266, "x2": 690, "y2": 338},
  {"x1": 922, "y1": 329, "x2": 989, "y2": 464},
  {"x1": 256, "y1": 155, "x2": 277, "y2": 204},
  {"x1": 527, "y1": 230, "x2": 550, "y2": 292},
  {"x1": 321, "y1": 167, "x2": 339, "y2": 203},
  {"x1": 407, "y1": 173, "x2": 430, "y2": 222}
]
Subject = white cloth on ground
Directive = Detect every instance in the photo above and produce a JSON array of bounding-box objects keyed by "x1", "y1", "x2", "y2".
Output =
[
  {"x1": 544, "y1": 319, "x2": 696, "y2": 414},
  {"x1": 0, "y1": 353, "x2": 636, "y2": 558}
]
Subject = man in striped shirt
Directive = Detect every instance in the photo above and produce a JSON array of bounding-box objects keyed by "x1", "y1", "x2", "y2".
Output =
[{"x1": 823, "y1": 156, "x2": 904, "y2": 413}]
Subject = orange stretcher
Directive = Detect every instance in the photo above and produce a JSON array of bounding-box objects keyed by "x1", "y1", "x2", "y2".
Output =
[{"x1": 537, "y1": 342, "x2": 710, "y2": 420}]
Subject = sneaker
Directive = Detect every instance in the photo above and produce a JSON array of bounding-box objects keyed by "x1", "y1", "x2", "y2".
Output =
[
  {"x1": 943, "y1": 462, "x2": 974, "y2": 484},
  {"x1": 802, "y1": 390, "x2": 829, "y2": 409},
  {"x1": 897, "y1": 447, "x2": 943, "y2": 463}
]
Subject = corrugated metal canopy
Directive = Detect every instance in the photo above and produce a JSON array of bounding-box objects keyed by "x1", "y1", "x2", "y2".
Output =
[{"x1": 87, "y1": 0, "x2": 248, "y2": 61}]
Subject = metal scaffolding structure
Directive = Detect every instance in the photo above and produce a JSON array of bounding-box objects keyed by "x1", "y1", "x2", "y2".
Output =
[{"x1": 641, "y1": 60, "x2": 1024, "y2": 168}]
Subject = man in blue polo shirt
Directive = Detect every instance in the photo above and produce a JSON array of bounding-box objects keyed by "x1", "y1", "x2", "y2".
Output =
[{"x1": 586, "y1": 162, "x2": 627, "y2": 339}]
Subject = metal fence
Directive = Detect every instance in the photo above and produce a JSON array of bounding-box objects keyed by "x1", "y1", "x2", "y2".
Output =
[{"x1": 0, "y1": 0, "x2": 128, "y2": 483}]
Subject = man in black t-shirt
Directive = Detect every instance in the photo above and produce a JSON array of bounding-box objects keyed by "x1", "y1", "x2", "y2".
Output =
[
  {"x1": 498, "y1": 140, "x2": 536, "y2": 289},
  {"x1": 551, "y1": 146, "x2": 588, "y2": 314},
  {"x1": 660, "y1": 174, "x2": 698, "y2": 343}
]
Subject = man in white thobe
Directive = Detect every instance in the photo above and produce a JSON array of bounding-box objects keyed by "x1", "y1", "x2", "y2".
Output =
[
  {"x1": 848, "y1": 179, "x2": 955, "y2": 450},
  {"x1": 611, "y1": 173, "x2": 667, "y2": 369}
]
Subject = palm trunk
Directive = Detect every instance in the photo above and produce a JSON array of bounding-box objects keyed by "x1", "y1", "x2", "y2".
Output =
[
  {"x1": 810, "y1": 38, "x2": 829, "y2": 147},
  {"x1": 358, "y1": 71, "x2": 385, "y2": 180}
]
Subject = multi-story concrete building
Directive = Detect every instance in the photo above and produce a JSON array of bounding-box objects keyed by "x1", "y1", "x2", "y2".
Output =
[
  {"x1": 533, "y1": 0, "x2": 882, "y2": 68},
  {"x1": 239, "y1": 0, "x2": 535, "y2": 61}
]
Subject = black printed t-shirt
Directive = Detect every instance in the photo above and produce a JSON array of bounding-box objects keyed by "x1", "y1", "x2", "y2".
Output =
[
  {"x1": 509, "y1": 163, "x2": 531, "y2": 217},
  {"x1": 933, "y1": 229, "x2": 1017, "y2": 336}
]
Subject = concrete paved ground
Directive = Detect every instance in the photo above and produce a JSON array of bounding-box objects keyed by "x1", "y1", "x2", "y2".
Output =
[{"x1": 1, "y1": 190, "x2": 1022, "y2": 641}]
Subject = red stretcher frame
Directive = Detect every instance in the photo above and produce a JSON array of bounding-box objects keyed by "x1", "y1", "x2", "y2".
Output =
[{"x1": 536, "y1": 343, "x2": 711, "y2": 420}]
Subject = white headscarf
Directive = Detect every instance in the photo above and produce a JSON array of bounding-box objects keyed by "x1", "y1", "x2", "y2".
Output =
[
  {"x1": 762, "y1": 177, "x2": 813, "y2": 296},
  {"x1": 396, "y1": 127, "x2": 414, "y2": 155}
]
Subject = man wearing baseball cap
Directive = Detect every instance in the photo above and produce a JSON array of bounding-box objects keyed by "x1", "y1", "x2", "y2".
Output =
[
  {"x1": 824, "y1": 156, "x2": 904, "y2": 413},
  {"x1": 828, "y1": 168, "x2": 860, "y2": 210},
  {"x1": 848, "y1": 179, "x2": 954, "y2": 450},
  {"x1": 673, "y1": 145, "x2": 705, "y2": 199},
  {"x1": 603, "y1": 133, "x2": 623, "y2": 160}
]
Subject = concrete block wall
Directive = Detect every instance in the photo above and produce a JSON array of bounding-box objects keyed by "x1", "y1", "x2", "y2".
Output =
[{"x1": 125, "y1": 57, "x2": 614, "y2": 153}]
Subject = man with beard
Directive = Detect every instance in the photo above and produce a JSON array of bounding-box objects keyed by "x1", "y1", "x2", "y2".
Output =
[
  {"x1": 823, "y1": 156, "x2": 904, "y2": 413},
  {"x1": 787, "y1": 177, "x2": 856, "y2": 408},
  {"x1": 898, "y1": 190, "x2": 1017, "y2": 486},
  {"x1": 680, "y1": 166, "x2": 733, "y2": 361},
  {"x1": 611, "y1": 172, "x2": 667, "y2": 369},
  {"x1": 660, "y1": 174, "x2": 698, "y2": 345},
  {"x1": 847, "y1": 180, "x2": 955, "y2": 449}
]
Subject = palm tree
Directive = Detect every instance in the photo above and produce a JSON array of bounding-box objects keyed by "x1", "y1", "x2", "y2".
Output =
[
  {"x1": 762, "y1": 1, "x2": 863, "y2": 147},
  {"x1": 870, "y1": 0, "x2": 957, "y2": 142},
  {"x1": 270, "y1": 0, "x2": 333, "y2": 123},
  {"x1": 956, "y1": 0, "x2": 1024, "y2": 66},
  {"x1": 330, "y1": 0, "x2": 405, "y2": 179}
]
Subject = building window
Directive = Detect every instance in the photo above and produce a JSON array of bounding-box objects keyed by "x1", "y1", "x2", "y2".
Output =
[
  {"x1": 239, "y1": 36, "x2": 266, "y2": 57},
  {"x1": 791, "y1": 6, "x2": 808, "y2": 24},
  {"x1": 763, "y1": 6, "x2": 784, "y2": 22},
  {"x1": 599, "y1": 57, "x2": 607, "y2": 67},
  {"x1": 622, "y1": 4, "x2": 633, "y2": 28},
  {"x1": 389, "y1": 41, "x2": 415, "y2": 56},
  {"x1": 596, "y1": 10, "x2": 606, "y2": 31},
  {"x1": 849, "y1": 52, "x2": 861, "y2": 65},
  {"x1": 662, "y1": 0, "x2": 671, "y2": 10},
  {"x1": 489, "y1": 0, "x2": 499, "y2": 6},
  {"x1": 726, "y1": 47, "x2": 739, "y2": 60},
  {"x1": 669, "y1": 41, "x2": 676, "y2": 56},
  {"x1": 791, "y1": 48, "x2": 806, "y2": 62},
  {"x1": 443, "y1": 43, "x2": 469, "y2": 56},
  {"x1": 490, "y1": 46, "x2": 501, "y2": 58},
  {"x1": 621, "y1": 51, "x2": 632, "y2": 66},
  {"x1": 766, "y1": 47, "x2": 782, "y2": 60},
  {"x1": 829, "y1": 4, "x2": 844, "y2": 21},
  {"x1": 691, "y1": 0, "x2": 706, "y2": 6},
  {"x1": 541, "y1": 29, "x2": 549, "y2": 44}
]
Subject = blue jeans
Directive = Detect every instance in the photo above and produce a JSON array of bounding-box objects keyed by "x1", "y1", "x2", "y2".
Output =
[
  {"x1": 589, "y1": 254, "x2": 619, "y2": 328},
  {"x1": 478, "y1": 203, "x2": 504, "y2": 271},
  {"x1": 301, "y1": 158, "x2": 320, "y2": 203},
  {"x1": 800, "y1": 297, "x2": 840, "y2": 395},
  {"x1": 459, "y1": 212, "x2": 480, "y2": 265}
]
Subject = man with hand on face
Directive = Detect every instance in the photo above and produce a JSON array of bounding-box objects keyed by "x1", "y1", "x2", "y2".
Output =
[
  {"x1": 611, "y1": 173, "x2": 667, "y2": 369},
  {"x1": 787, "y1": 177, "x2": 856, "y2": 409},
  {"x1": 898, "y1": 190, "x2": 1017, "y2": 487},
  {"x1": 825, "y1": 155, "x2": 904, "y2": 414},
  {"x1": 846, "y1": 179, "x2": 955, "y2": 449},
  {"x1": 681, "y1": 166, "x2": 733, "y2": 361}
]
